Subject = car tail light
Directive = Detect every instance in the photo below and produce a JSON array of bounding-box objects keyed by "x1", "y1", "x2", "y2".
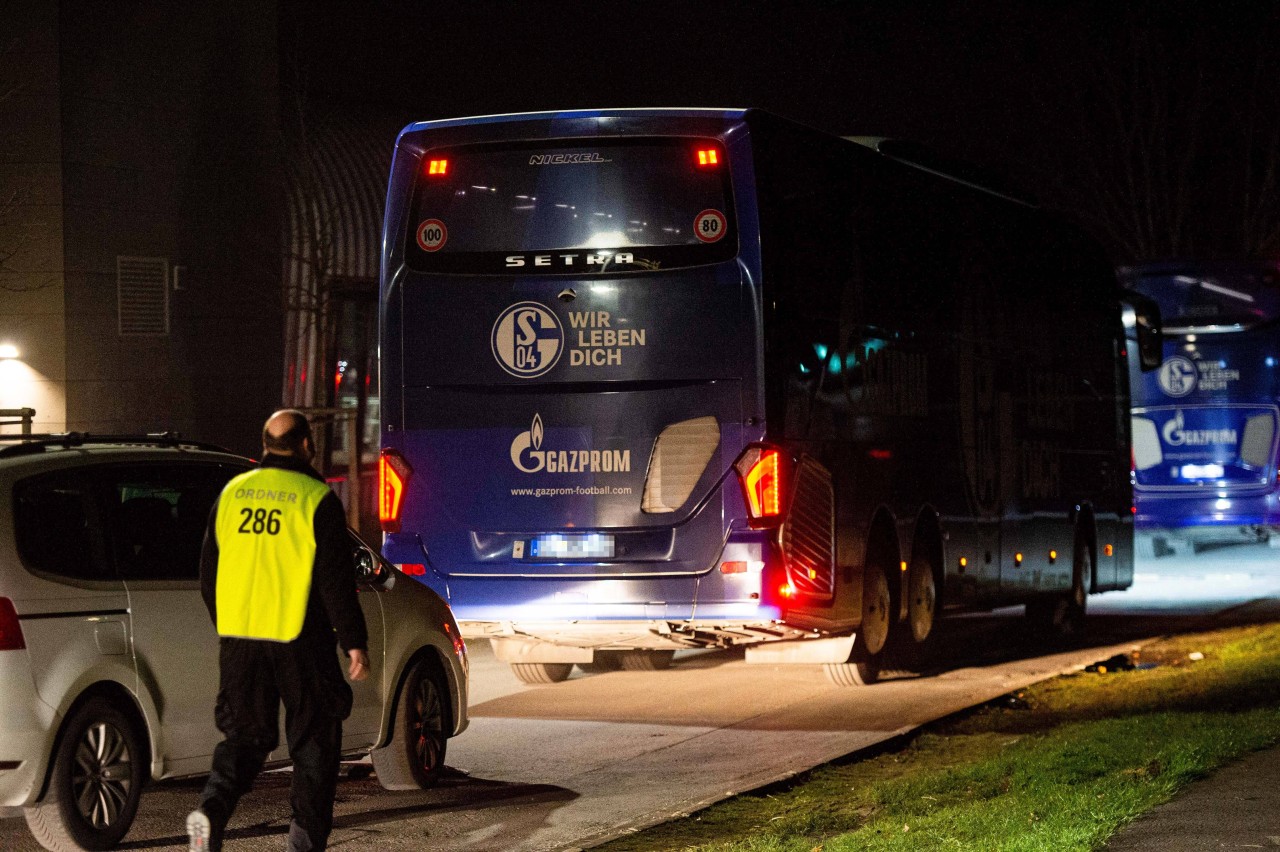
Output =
[
  {"x1": 0, "y1": 597, "x2": 25, "y2": 651},
  {"x1": 378, "y1": 449, "x2": 412, "y2": 533},
  {"x1": 734, "y1": 446, "x2": 785, "y2": 526}
]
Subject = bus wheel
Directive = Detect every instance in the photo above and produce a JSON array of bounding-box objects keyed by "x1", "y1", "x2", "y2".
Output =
[
  {"x1": 906, "y1": 555, "x2": 937, "y2": 645},
  {"x1": 511, "y1": 663, "x2": 573, "y2": 684},
  {"x1": 617, "y1": 650, "x2": 675, "y2": 671},
  {"x1": 823, "y1": 561, "x2": 891, "y2": 687}
]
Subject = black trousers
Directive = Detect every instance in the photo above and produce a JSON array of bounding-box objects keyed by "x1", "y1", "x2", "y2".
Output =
[{"x1": 198, "y1": 636, "x2": 353, "y2": 852}]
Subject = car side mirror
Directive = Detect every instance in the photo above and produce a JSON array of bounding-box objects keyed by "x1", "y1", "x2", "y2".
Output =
[
  {"x1": 354, "y1": 545, "x2": 394, "y2": 589},
  {"x1": 1121, "y1": 292, "x2": 1162, "y2": 372}
]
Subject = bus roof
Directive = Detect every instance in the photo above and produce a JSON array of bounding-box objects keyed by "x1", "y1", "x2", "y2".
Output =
[{"x1": 398, "y1": 107, "x2": 749, "y2": 139}]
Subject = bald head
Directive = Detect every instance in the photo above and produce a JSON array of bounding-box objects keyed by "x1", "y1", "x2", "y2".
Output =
[{"x1": 262, "y1": 409, "x2": 314, "y2": 459}]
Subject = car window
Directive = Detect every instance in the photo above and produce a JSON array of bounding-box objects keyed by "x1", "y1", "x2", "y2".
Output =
[
  {"x1": 13, "y1": 471, "x2": 113, "y2": 581},
  {"x1": 102, "y1": 462, "x2": 246, "y2": 581}
]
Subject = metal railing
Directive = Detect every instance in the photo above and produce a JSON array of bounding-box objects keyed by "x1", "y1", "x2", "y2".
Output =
[{"x1": 0, "y1": 408, "x2": 35, "y2": 435}]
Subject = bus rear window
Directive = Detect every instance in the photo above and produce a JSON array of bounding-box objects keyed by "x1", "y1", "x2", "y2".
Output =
[
  {"x1": 405, "y1": 138, "x2": 736, "y2": 274},
  {"x1": 1125, "y1": 267, "x2": 1280, "y2": 332}
]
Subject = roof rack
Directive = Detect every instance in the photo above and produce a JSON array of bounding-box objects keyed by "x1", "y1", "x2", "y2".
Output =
[{"x1": 0, "y1": 432, "x2": 237, "y2": 458}]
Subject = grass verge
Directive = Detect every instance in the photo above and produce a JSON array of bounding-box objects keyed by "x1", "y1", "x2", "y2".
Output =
[{"x1": 595, "y1": 621, "x2": 1280, "y2": 852}]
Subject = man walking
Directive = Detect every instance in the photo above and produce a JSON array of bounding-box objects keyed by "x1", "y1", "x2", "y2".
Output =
[{"x1": 188, "y1": 410, "x2": 369, "y2": 851}]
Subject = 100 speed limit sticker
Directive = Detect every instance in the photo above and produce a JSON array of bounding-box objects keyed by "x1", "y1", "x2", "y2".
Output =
[
  {"x1": 416, "y1": 219, "x2": 448, "y2": 252},
  {"x1": 694, "y1": 209, "x2": 727, "y2": 243}
]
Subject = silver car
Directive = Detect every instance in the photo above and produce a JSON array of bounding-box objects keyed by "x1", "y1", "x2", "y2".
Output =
[{"x1": 0, "y1": 435, "x2": 468, "y2": 851}]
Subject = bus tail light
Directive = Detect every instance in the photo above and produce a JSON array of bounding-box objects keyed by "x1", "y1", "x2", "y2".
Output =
[
  {"x1": 735, "y1": 446, "x2": 786, "y2": 527},
  {"x1": 0, "y1": 598, "x2": 26, "y2": 651},
  {"x1": 378, "y1": 449, "x2": 413, "y2": 533}
]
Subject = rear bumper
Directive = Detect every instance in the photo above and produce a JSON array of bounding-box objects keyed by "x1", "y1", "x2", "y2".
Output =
[{"x1": 1135, "y1": 489, "x2": 1280, "y2": 531}]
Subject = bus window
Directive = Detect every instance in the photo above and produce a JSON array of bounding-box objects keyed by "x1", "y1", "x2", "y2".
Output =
[{"x1": 405, "y1": 139, "x2": 737, "y2": 274}]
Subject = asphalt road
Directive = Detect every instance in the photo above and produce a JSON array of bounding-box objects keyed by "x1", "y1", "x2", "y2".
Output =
[{"x1": 3, "y1": 540, "x2": 1278, "y2": 851}]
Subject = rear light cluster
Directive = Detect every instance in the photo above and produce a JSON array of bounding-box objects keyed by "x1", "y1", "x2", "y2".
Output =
[
  {"x1": 0, "y1": 597, "x2": 25, "y2": 651},
  {"x1": 734, "y1": 446, "x2": 785, "y2": 526},
  {"x1": 378, "y1": 449, "x2": 412, "y2": 533}
]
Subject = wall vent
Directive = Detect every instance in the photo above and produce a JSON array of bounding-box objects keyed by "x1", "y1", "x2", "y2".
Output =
[{"x1": 117, "y1": 256, "x2": 170, "y2": 336}]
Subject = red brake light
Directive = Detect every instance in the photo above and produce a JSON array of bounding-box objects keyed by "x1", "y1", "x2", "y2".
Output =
[
  {"x1": 696, "y1": 148, "x2": 720, "y2": 167},
  {"x1": 0, "y1": 597, "x2": 26, "y2": 651},
  {"x1": 427, "y1": 158, "x2": 449, "y2": 176},
  {"x1": 378, "y1": 449, "x2": 412, "y2": 533},
  {"x1": 735, "y1": 447, "x2": 783, "y2": 524}
]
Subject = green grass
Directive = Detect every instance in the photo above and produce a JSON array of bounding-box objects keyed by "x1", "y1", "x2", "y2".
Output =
[{"x1": 596, "y1": 622, "x2": 1280, "y2": 852}]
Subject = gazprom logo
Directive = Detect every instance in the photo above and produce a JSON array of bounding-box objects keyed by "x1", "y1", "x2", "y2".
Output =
[
  {"x1": 509, "y1": 414, "x2": 631, "y2": 474},
  {"x1": 1161, "y1": 409, "x2": 1238, "y2": 447}
]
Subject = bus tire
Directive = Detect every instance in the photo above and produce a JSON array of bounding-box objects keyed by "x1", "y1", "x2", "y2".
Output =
[
  {"x1": 510, "y1": 663, "x2": 573, "y2": 684},
  {"x1": 24, "y1": 696, "x2": 146, "y2": 852},
  {"x1": 617, "y1": 650, "x2": 674, "y2": 671},
  {"x1": 371, "y1": 658, "x2": 449, "y2": 790},
  {"x1": 824, "y1": 560, "x2": 891, "y2": 687},
  {"x1": 823, "y1": 654, "x2": 880, "y2": 686}
]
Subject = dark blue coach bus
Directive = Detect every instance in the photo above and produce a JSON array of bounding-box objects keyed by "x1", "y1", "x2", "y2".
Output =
[
  {"x1": 1124, "y1": 261, "x2": 1280, "y2": 556},
  {"x1": 378, "y1": 108, "x2": 1152, "y2": 685}
]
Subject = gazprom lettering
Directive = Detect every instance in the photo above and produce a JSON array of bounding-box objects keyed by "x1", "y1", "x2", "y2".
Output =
[
  {"x1": 509, "y1": 413, "x2": 632, "y2": 474},
  {"x1": 1163, "y1": 420, "x2": 1238, "y2": 447}
]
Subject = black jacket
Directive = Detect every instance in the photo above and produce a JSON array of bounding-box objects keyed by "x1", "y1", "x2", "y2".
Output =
[{"x1": 199, "y1": 453, "x2": 368, "y2": 654}]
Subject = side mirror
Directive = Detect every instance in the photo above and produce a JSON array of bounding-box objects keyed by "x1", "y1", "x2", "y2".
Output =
[
  {"x1": 354, "y1": 545, "x2": 395, "y2": 589},
  {"x1": 1121, "y1": 292, "x2": 1162, "y2": 372},
  {"x1": 355, "y1": 546, "x2": 377, "y2": 583}
]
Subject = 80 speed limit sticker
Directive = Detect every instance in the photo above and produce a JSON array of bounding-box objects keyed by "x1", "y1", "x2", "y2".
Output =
[
  {"x1": 416, "y1": 219, "x2": 448, "y2": 252},
  {"x1": 693, "y1": 209, "x2": 727, "y2": 243}
]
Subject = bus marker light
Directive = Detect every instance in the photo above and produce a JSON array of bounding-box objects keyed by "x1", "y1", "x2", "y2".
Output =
[
  {"x1": 696, "y1": 148, "x2": 719, "y2": 167},
  {"x1": 958, "y1": 557, "x2": 967, "y2": 571},
  {"x1": 720, "y1": 561, "x2": 747, "y2": 574},
  {"x1": 427, "y1": 158, "x2": 449, "y2": 175},
  {"x1": 778, "y1": 583, "x2": 795, "y2": 598},
  {"x1": 378, "y1": 449, "x2": 413, "y2": 533},
  {"x1": 1015, "y1": 552, "x2": 1023, "y2": 566},
  {"x1": 1049, "y1": 550, "x2": 1057, "y2": 563},
  {"x1": 1104, "y1": 544, "x2": 1114, "y2": 557},
  {"x1": 900, "y1": 560, "x2": 907, "y2": 572}
]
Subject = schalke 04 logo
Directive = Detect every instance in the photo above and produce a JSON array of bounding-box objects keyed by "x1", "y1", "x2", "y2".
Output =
[{"x1": 491, "y1": 301, "x2": 563, "y2": 378}]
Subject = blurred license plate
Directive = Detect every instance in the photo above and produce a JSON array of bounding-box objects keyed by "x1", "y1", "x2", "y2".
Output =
[{"x1": 530, "y1": 533, "x2": 615, "y2": 559}]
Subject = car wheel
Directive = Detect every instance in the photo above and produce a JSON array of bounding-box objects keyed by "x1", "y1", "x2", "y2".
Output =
[
  {"x1": 24, "y1": 697, "x2": 145, "y2": 852},
  {"x1": 616, "y1": 650, "x2": 675, "y2": 671},
  {"x1": 510, "y1": 662, "x2": 573, "y2": 684},
  {"x1": 370, "y1": 659, "x2": 449, "y2": 791}
]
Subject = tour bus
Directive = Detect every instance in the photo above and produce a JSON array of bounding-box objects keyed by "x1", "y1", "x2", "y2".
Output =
[
  {"x1": 1124, "y1": 261, "x2": 1280, "y2": 556},
  {"x1": 378, "y1": 108, "x2": 1157, "y2": 686}
]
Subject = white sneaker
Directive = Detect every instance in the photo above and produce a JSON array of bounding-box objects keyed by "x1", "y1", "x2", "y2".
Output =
[{"x1": 186, "y1": 809, "x2": 212, "y2": 851}]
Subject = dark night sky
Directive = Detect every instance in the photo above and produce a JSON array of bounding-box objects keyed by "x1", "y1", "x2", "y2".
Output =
[{"x1": 286, "y1": 1, "x2": 1280, "y2": 261}]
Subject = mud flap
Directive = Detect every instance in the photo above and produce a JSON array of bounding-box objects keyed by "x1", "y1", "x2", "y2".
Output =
[
  {"x1": 744, "y1": 634, "x2": 857, "y2": 665},
  {"x1": 490, "y1": 637, "x2": 594, "y2": 664}
]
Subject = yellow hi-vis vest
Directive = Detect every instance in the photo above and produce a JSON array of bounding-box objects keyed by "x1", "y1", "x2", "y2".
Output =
[{"x1": 214, "y1": 466, "x2": 332, "y2": 642}]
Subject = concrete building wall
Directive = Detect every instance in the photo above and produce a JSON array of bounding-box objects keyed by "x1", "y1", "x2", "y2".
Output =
[
  {"x1": 0, "y1": 1, "x2": 67, "y2": 433},
  {"x1": 57, "y1": 2, "x2": 283, "y2": 456}
]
